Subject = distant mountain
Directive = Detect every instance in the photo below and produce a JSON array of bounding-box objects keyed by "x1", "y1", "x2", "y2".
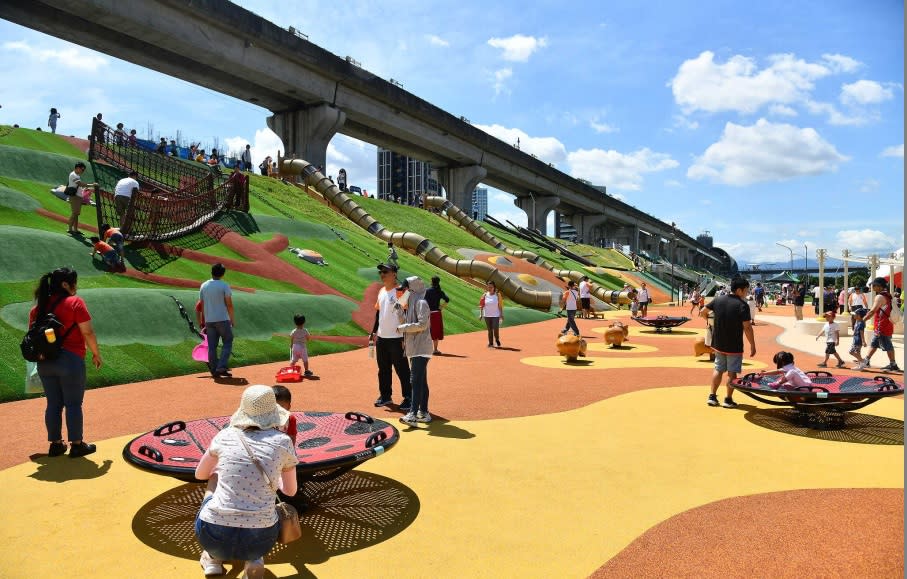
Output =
[{"x1": 745, "y1": 257, "x2": 870, "y2": 271}]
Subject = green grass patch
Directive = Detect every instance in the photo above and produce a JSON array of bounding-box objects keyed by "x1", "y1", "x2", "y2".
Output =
[{"x1": 0, "y1": 126, "x2": 87, "y2": 158}]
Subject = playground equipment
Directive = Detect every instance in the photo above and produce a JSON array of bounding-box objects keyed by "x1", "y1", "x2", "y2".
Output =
[
  {"x1": 556, "y1": 333, "x2": 587, "y2": 361},
  {"x1": 89, "y1": 118, "x2": 248, "y2": 241},
  {"x1": 604, "y1": 321, "x2": 629, "y2": 347},
  {"x1": 123, "y1": 412, "x2": 398, "y2": 487},
  {"x1": 635, "y1": 315, "x2": 691, "y2": 332},
  {"x1": 731, "y1": 372, "x2": 903, "y2": 430},
  {"x1": 279, "y1": 157, "x2": 634, "y2": 311}
]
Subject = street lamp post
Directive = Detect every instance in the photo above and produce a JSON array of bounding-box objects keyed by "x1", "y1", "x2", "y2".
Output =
[
  {"x1": 670, "y1": 222, "x2": 676, "y2": 303},
  {"x1": 803, "y1": 243, "x2": 808, "y2": 285},
  {"x1": 776, "y1": 242, "x2": 794, "y2": 274}
]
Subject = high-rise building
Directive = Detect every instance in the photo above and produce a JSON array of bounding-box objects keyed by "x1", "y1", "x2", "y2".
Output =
[
  {"x1": 472, "y1": 187, "x2": 488, "y2": 220},
  {"x1": 377, "y1": 148, "x2": 437, "y2": 204}
]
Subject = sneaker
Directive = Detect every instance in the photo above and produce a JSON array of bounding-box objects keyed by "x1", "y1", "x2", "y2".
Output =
[
  {"x1": 496, "y1": 341, "x2": 502, "y2": 348},
  {"x1": 816, "y1": 363, "x2": 827, "y2": 368},
  {"x1": 200, "y1": 551, "x2": 225, "y2": 576},
  {"x1": 48, "y1": 441, "x2": 68, "y2": 457},
  {"x1": 243, "y1": 558, "x2": 265, "y2": 579},
  {"x1": 303, "y1": 370, "x2": 314, "y2": 377},
  {"x1": 399, "y1": 412, "x2": 418, "y2": 426},
  {"x1": 69, "y1": 442, "x2": 96, "y2": 458},
  {"x1": 374, "y1": 397, "x2": 392, "y2": 407},
  {"x1": 721, "y1": 397, "x2": 738, "y2": 409},
  {"x1": 215, "y1": 368, "x2": 232, "y2": 377},
  {"x1": 487, "y1": 344, "x2": 494, "y2": 348},
  {"x1": 881, "y1": 363, "x2": 902, "y2": 372},
  {"x1": 836, "y1": 362, "x2": 846, "y2": 368},
  {"x1": 707, "y1": 394, "x2": 719, "y2": 407},
  {"x1": 399, "y1": 398, "x2": 412, "y2": 411},
  {"x1": 416, "y1": 411, "x2": 433, "y2": 423},
  {"x1": 854, "y1": 360, "x2": 868, "y2": 371}
]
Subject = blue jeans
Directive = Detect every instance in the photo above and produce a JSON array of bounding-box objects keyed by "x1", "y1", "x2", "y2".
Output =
[
  {"x1": 409, "y1": 356, "x2": 430, "y2": 413},
  {"x1": 37, "y1": 349, "x2": 86, "y2": 442},
  {"x1": 195, "y1": 497, "x2": 279, "y2": 561},
  {"x1": 562, "y1": 310, "x2": 580, "y2": 335},
  {"x1": 206, "y1": 321, "x2": 233, "y2": 372}
]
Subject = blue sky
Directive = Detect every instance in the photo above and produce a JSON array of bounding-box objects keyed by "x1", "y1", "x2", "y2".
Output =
[{"x1": 0, "y1": 0, "x2": 902, "y2": 268}]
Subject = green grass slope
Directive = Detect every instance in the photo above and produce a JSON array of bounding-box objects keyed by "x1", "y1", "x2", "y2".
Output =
[{"x1": 0, "y1": 127, "x2": 562, "y2": 402}]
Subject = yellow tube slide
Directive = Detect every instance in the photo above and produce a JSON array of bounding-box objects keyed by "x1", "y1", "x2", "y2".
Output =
[{"x1": 280, "y1": 158, "x2": 630, "y2": 308}]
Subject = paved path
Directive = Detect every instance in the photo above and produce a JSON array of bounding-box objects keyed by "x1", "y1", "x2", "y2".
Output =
[{"x1": 0, "y1": 304, "x2": 901, "y2": 578}]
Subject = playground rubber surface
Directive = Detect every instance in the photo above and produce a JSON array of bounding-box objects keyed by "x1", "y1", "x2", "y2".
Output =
[{"x1": 0, "y1": 305, "x2": 902, "y2": 578}]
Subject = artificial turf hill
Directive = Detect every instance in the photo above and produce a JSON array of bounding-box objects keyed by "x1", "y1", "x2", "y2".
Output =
[{"x1": 0, "y1": 125, "x2": 641, "y2": 403}]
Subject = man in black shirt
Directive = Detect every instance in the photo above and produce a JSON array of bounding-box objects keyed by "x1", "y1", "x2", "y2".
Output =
[
  {"x1": 793, "y1": 284, "x2": 806, "y2": 320},
  {"x1": 700, "y1": 276, "x2": 756, "y2": 408}
]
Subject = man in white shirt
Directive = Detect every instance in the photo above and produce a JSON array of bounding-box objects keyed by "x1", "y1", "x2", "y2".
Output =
[
  {"x1": 578, "y1": 276, "x2": 592, "y2": 318},
  {"x1": 812, "y1": 285, "x2": 822, "y2": 315},
  {"x1": 369, "y1": 263, "x2": 412, "y2": 410},
  {"x1": 240, "y1": 144, "x2": 252, "y2": 171},
  {"x1": 637, "y1": 283, "x2": 651, "y2": 317},
  {"x1": 114, "y1": 170, "x2": 140, "y2": 225}
]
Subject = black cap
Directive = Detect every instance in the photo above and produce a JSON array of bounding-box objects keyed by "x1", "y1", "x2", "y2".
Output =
[{"x1": 377, "y1": 263, "x2": 398, "y2": 273}]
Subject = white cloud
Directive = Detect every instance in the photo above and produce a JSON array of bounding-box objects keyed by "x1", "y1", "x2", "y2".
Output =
[
  {"x1": 590, "y1": 120, "x2": 618, "y2": 133},
  {"x1": 840, "y1": 80, "x2": 895, "y2": 105},
  {"x1": 426, "y1": 34, "x2": 449, "y2": 47},
  {"x1": 491, "y1": 68, "x2": 513, "y2": 96},
  {"x1": 804, "y1": 100, "x2": 869, "y2": 126},
  {"x1": 487, "y1": 34, "x2": 548, "y2": 62},
  {"x1": 2, "y1": 40, "x2": 109, "y2": 72},
  {"x1": 670, "y1": 114, "x2": 699, "y2": 130},
  {"x1": 836, "y1": 229, "x2": 898, "y2": 253},
  {"x1": 687, "y1": 119, "x2": 849, "y2": 186},
  {"x1": 223, "y1": 128, "x2": 283, "y2": 170},
  {"x1": 821, "y1": 53, "x2": 862, "y2": 73},
  {"x1": 567, "y1": 147, "x2": 679, "y2": 191},
  {"x1": 858, "y1": 178, "x2": 879, "y2": 193},
  {"x1": 669, "y1": 51, "x2": 832, "y2": 115},
  {"x1": 664, "y1": 179, "x2": 683, "y2": 188},
  {"x1": 881, "y1": 144, "x2": 904, "y2": 158},
  {"x1": 475, "y1": 123, "x2": 568, "y2": 165},
  {"x1": 768, "y1": 104, "x2": 798, "y2": 117}
]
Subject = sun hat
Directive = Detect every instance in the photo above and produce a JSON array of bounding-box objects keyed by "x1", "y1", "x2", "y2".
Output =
[
  {"x1": 230, "y1": 385, "x2": 290, "y2": 430},
  {"x1": 377, "y1": 262, "x2": 398, "y2": 273}
]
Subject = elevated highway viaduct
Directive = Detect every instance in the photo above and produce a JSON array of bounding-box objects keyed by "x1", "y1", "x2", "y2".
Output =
[{"x1": 0, "y1": 0, "x2": 724, "y2": 269}]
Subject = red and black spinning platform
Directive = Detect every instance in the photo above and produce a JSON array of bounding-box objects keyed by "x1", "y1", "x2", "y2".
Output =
[
  {"x1": 634, "y1": 315, "x2": 691, "y2": 332},
  {"x1": 123, "y1": 411, "x2": 399, "y2": 485},
  {"x1": 732, "y1": 372, "x2": 904, "y2": 429}
]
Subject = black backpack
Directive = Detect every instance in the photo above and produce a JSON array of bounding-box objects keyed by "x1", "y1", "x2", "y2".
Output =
[{"x1": 20, "y1": 296, "x2": 75, "y2": 362}]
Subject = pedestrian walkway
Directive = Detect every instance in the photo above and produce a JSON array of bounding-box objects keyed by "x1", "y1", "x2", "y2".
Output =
[{"x1": 0, "y1": 305, "x2": 901, "y2": 578}]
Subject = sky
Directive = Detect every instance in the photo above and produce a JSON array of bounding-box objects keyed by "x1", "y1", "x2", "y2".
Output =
[{"x1": 0, "y1": 0, "x2": 903, "y2": 269}]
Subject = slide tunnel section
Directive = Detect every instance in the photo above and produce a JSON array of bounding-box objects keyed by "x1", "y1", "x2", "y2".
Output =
[{"x1": 280, "y1": 158, "x2": 632, "y2": 309}]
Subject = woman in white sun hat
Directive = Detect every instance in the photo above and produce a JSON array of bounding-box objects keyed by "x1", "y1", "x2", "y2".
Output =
[{"x1": 194, "y1": 385, "x2": 298, "y2": 578}]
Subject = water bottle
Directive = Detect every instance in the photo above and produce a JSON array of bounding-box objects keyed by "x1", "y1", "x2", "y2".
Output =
[
  {"x1": 368, "y1": 340, "x2": 375, "y2": 359},
  {"x1": 44, "y1": 327, "x2": 56, "y2": 343}
]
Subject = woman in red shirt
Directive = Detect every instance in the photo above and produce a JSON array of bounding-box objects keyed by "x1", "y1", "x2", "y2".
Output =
[{"x1": 29, "y1": 267, "x2": 102, "y2": 458}]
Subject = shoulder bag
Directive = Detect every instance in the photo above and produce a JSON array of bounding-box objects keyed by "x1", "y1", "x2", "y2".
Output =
[{"x1": 237, "y1": 432, "x2": 302, "y2": 544}]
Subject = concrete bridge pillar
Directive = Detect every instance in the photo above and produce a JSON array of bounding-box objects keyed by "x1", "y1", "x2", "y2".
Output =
[
  {"x1": 514, "y1": 194, "x2": 559, "y2": 235},
  {"x1": 568, "y1": 214, "x2": 609, "y2": 246},
  {"x1": 438, "y1": 165, "x2": 487, "y2": 212},
  {"x1": 266, "y1": 103, "x2": 346, "y2": 171}
]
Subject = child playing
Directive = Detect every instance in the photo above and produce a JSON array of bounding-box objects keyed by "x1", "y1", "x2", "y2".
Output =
[
  {"x1": 849, "y1": 307, "x2": 867, "y2": 367},
  {"x1": 760, "y1": 351, "x2": 812, "y2": 390},
  {"x1": 99, "y1": 223, "x2": 125, "y2": 262},
  {"x1": 815, "y1": 310, "x2": 845, "y2": 368},
  {"x1": 89, "y1": 236, "x2": 122, "y2": 271},
  {"x1": 630, "y1": 292, "x2": 639, "y2": 318},
  {"x1": 290, "y1": 314, "x2": 313, "y2": 377},
  {"x1": 746, "y1": 294, "x2": 758, "y2": 325},
  {"x1": 272, "y1": 385, "x2": 298, "y2": 445}
]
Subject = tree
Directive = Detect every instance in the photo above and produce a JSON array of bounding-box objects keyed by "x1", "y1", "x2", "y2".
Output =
[{"x1": 849, "y1": 268, "x2": 869, "y2": 290}]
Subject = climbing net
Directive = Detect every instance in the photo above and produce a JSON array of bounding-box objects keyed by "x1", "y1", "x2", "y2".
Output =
[{"x1": 89, "y1": 117, "x2": 248, "y2": 241}]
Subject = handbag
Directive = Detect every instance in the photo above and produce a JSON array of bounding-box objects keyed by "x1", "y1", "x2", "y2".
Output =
[{"x1": 237, "y1": 431, "x2": 302, "y2": 544}]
